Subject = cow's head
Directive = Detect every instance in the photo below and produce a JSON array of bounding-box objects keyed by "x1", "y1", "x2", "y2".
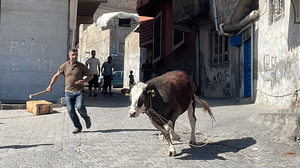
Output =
[{"x1": 121, "y1": 82, "x2": 152, "y2": 117}]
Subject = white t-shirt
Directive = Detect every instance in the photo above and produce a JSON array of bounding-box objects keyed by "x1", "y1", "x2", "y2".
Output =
[{"x1": 86, "y1": 57, "x2": 100, "y2": 74}]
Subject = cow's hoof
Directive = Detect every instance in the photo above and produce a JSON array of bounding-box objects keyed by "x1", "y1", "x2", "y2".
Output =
[
  {"x1": 167, "y1": 146, "x2": 176, "y2": 156},
  {"x1": 167, "y1": 150, "x2": 176, "y2": 156},
  {"x1": 189, "y1": 140, "x2": 196, "y2": 147}
]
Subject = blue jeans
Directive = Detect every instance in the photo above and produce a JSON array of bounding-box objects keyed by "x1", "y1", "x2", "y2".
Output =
[{"x1": 65, "y1": 91, "x2": 89, "y2": 129}]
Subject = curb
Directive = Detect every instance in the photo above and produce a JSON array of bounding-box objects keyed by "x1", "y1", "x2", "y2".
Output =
[
  {"x1": 250, "y1": 110, "x2": 300, "y2": 143},
  {"x1": 0, "y1": 97, "x2": 66, "y2": 110}
]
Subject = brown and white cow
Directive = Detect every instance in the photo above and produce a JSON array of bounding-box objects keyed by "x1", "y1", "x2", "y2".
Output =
[{"x1": 121, "y1": 70, "x2": 215, "y2": 156}]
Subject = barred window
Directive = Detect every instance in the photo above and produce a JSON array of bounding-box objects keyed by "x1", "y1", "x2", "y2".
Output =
[
  {"x1": 119, "y1": 19, "x2": 131, "y2": 27},
  {"x1": 269, "y1": 0, "x2": 285, "y2": 24},
  {"x1": 209, "y1": 29, "x2": 228, "y2": 65},
  {"x1": 173, "y1": 29, "x2": 184, "y2": 50}
]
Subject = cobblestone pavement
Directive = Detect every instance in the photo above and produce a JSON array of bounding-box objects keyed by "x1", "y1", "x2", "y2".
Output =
[{"x1": 0, "y1": 88, "x2": 300, "y2": 168}]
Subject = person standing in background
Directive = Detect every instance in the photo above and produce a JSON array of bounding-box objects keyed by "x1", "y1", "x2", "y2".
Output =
[
  {"x1": 129, "y1": 70, "x2": 135, "y2": 89},
  {"x1": 141, "y1": 57, "x2": 153, "y2": 83},
  {"x1": 86, "y1": 50, "x2": 100, "y2": 97},
  {"x1": 101, "y1": 56, "x2": 114, "y2": 95}
]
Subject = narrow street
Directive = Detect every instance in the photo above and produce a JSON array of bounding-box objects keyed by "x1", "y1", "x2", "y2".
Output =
[{"x1": 0, "y1": 88, "x2": 299, "y2": 167}]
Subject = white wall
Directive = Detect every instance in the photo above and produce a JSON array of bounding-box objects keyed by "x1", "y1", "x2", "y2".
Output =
[
  {"x1": 0, "y1": 0, "x2": 68, "y2": 103},
  {"x1": 255, "y1": 0, "x2": 300, "y2": 109},
  {"x1": 198, "y1": 23, "x2": 238, "y2": 98}
]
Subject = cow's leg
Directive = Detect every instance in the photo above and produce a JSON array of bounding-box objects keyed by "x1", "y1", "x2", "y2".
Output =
[
  {"x1": 187, "y1": 100, "x2": 196, "y2": 145},
  {"x1": 164, "y1": 120, "x2": 180, "y2": 141},
  {"x1": 149, "y1": 118, "x2": 176, "y2": 156}
]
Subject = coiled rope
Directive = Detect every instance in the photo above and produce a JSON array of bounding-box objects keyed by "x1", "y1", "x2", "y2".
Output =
[{"x1": 144, "y1": 92, "x2": 214, "y2": 147}]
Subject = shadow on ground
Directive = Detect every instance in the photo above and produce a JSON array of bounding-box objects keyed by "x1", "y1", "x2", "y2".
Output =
[
  {"x1": 82, "y1": 128, "x2": 157, "y2": 133},
  {"x1": 0, "y1": 143, "x2": 53, "y2": 149},
  {"x1": 84, "y1": 89, "x2": 131, "y2": 108},
  {"x1": 175, "y1": 137, "x2": 256, "y2": 160}
]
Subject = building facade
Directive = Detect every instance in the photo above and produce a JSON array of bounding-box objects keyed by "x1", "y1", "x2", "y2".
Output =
[
  {"x1": 137, "y1": 0, "x2": 300, "y2": 109},
  {"x1": 0, "y1": 0, "x2": 106, "y2": 103},
  {"x1": 136, "y1": 0, "x2": 198, "y2": 92},
  {"x1": 255, "y1": 0, "x2": 300, "y2": 109}
]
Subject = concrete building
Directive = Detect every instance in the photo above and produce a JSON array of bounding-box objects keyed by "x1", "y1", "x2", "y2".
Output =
[
  {"x1": 255, "y1": 0, "x2": 300, "y2": 109},
  {"x1": 123, "y1": 26, "x2": 148, "y2": 88},
  {"x1": 78, "y1": 12, "x2": 139, "y2": 73},
  {"x1": 136, "y1": 0, "x2": 198, "y2": 91},
  {"x1": 0, "y1": 0, "x2": 106, "y2": 103}
]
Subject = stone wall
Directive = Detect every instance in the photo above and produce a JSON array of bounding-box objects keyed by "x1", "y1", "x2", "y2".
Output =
[
  {"x1": 78, "y1": 23, "x2": 110, "y2": 69},
  {"x1": 78, "y1": 16, "x2": 139, "y2": 75},
  {"x1": 123, "y1": 28, "x2": 145, "y2": 88}
]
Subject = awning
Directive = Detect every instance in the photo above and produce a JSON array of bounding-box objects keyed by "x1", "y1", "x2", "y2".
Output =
[{"x1": 96, "y1": 12, "x2": 139, "y2": 27}]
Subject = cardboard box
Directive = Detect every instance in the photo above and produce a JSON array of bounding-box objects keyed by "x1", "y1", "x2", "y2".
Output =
[{"x1": 26, "y1": 100, "x2": 53, "y2": 115}]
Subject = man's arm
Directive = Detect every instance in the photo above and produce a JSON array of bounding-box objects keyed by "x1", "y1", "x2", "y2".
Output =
[
  {"x1": 75, "y1": 71, "x2": 93, "y2": 86},
  {"x1": 46, "y1": 73, "x2": 60, "y2": 92},
  {"x1": 84, "y1": 72, "x2": 93, "y2": 83},
  {"x1": 101, "y1": 64, "x2": 104, "y2": 76},
  {"x1": 97, "y1": 64, "x2": 101, "y2": 76}
]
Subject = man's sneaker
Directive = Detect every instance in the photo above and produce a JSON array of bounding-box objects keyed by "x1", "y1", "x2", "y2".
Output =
[
  {"x1": 85, "y1": 117, "x2": 91, "y2": 129},
  {"x1": 72, "y1": 127, "x2": 82, "y2": 134},
  {"x1": 109, "y1": 92, "x2": 113, "y2": 96}
]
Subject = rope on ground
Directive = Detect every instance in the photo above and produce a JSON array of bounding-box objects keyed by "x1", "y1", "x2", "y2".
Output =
[{"x1": 146, "y1": 108, "x2": 214, "y2": 148}]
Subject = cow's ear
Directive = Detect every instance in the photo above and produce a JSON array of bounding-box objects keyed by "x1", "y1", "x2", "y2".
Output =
[{"x1": 121, "y1": 88, "x2": 131, "y2": 96}]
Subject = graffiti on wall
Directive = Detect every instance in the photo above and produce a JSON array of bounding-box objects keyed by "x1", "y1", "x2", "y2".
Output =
[
  {"x1": 263, "y1": 53, "x2": 293, "y2": 80},
  {"x1": 9, "y1": 40, "x2": 57, "y2": 72},
  {"x1": 205, "y1": 67, "x2": 231, "y2": 97}
]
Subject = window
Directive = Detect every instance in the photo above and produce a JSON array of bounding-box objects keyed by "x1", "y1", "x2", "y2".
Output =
[
  {"x1": 119, "y1": 19, "x2": 131, "y2": 27},
  {"x1": 209, "y1": 29, "x2": 228, "y2": 65},
  {"x1": 114, "y1": 71, "x2": 121, "y2": 77},
  {"x1": 119, "y1": 43, "x2": 124, "y2": 53},
  {"x1": 173, "y1": 29, "x2": 184, "y2": 50},
  {"x1": 269, "y1": 0, "x2": 285, "y2": 24},
  {"x1": 291, "y1": 0, "x2": 300, "y2": 23},
  {"x1": 153, "y1": 12, "x2": 161, "y2": 63}
]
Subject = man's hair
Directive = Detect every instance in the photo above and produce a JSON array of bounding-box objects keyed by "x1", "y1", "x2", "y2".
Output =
[{"x1": 69, "y1": 48, "x2": 78, "y2": 53}]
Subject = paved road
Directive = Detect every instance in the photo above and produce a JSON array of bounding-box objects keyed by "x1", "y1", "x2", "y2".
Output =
[{"x1": 0, "y1": 88, "x2": 299, "y2": 167}]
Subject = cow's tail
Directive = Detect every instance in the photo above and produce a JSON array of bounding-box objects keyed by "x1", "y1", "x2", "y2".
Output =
[{"x1": 193, "y1": 95, "x2": 215, "y2": 121}]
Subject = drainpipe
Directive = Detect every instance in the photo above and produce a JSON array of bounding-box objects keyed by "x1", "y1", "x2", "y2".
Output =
[
  {"x1": 71, "y1": 0, "x2": 78, "y2": 49},
  {"x1": 212, "y1": 0, "x2": 220, "y2": 34},
  {"x1": 250, "y1": 23, "x2": 254, "y2": 102},
  {"x1": 213, "y1": 0, "x2": 230, "y2": 36},
  {"x1": 194, "y1": 26, "x2": 200, "y2": 95}
]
